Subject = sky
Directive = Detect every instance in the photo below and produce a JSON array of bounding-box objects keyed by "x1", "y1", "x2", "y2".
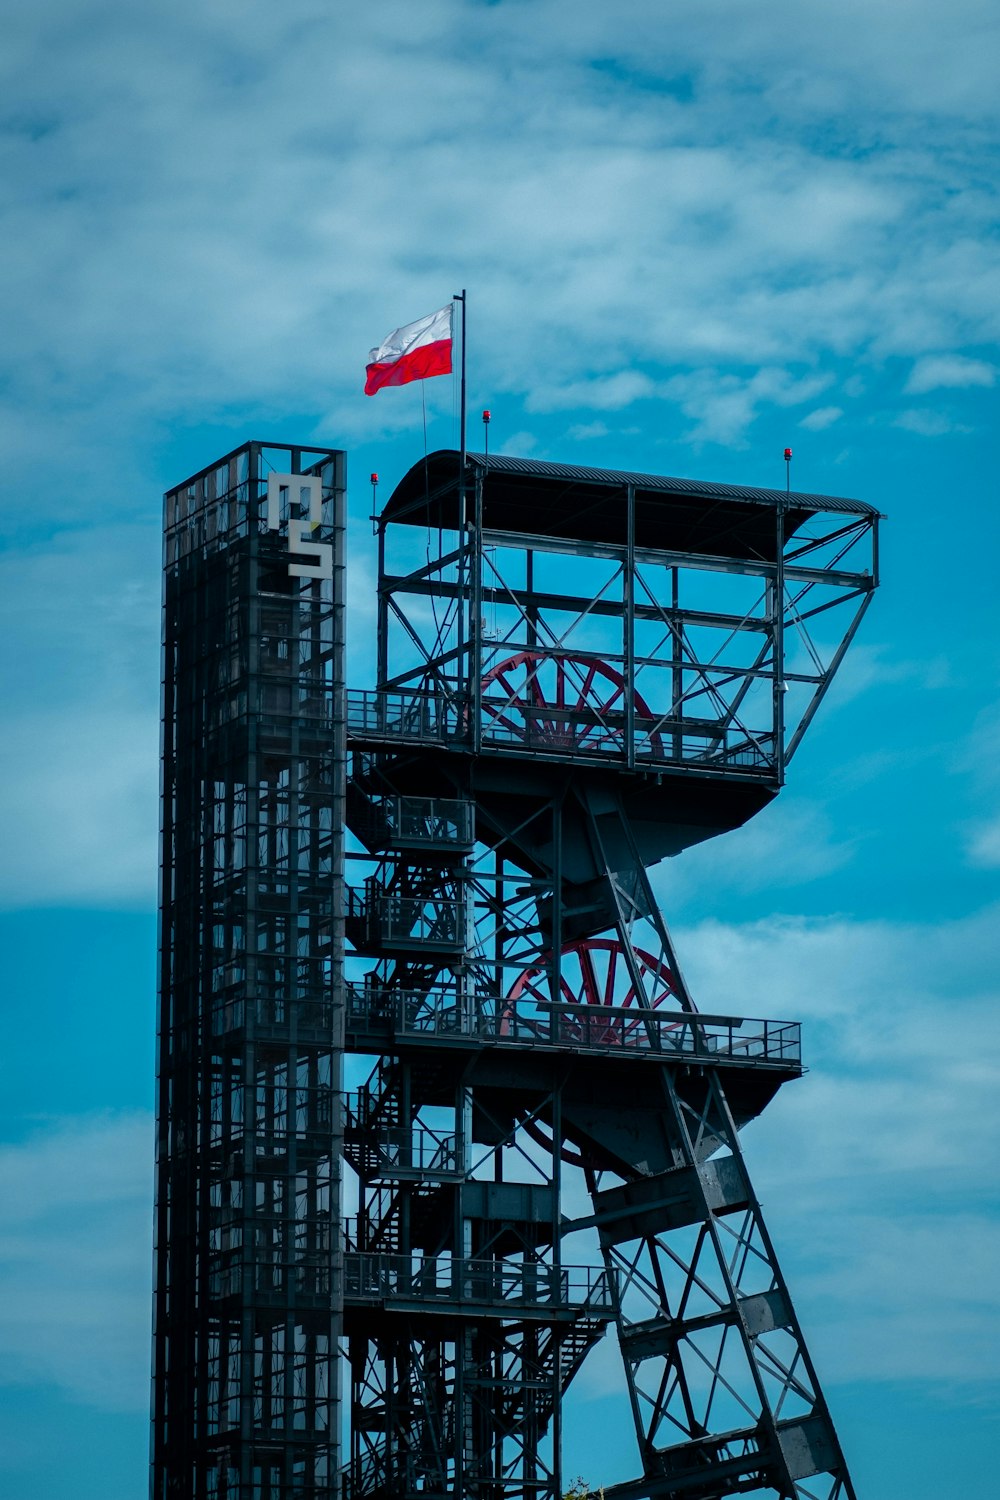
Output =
[{"x1": 0, "y1": 1, "x2": 998, "y2": 1496}]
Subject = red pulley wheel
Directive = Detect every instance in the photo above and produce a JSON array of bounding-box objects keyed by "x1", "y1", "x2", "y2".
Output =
[
  {"x1": 481, "y1": 650, "x2": 664, "y2": 757},
  {"x1": 502, "y1": 938, "x2": 680, "y2": 1165}
]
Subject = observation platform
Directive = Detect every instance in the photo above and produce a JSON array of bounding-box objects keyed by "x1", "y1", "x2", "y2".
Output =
[
  {"x1": 343, "y1": 1253, "x2": 615, "y2": 1325},
  {"x1": 343, "y1": 984, "x2": 801, "y2": 1140},
  {"x1": 365, "y1": 450, "x2": 880, "y2": 872},
  {"x1": 344, "y1": 983, "x2": 800, "y2": 1071},
  {"x1": 346, "y1": 686, "x2": 776, "y2": 781}
]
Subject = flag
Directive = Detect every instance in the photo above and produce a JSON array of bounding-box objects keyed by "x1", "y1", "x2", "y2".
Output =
[{"x1": 364, "y1": 304, "x2": 453, "y2": 396}]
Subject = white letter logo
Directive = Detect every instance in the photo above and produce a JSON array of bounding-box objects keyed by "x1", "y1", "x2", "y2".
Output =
[{"x1": 265, "y1": 473, "x2": 333, "y2": 580}]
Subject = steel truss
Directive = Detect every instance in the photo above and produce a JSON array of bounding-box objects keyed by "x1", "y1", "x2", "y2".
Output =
[
  {"x1": 157, "y1": 443, "x2": 876, "y2": 1500},
  {"x1": 342, "y1": 765, "x2": 854, "y2": 1500},
  {"x1": 569, "y1": 810, "x2": 854, "y2": 1500},
  {"x1": 342, "y1": 770, "x2": 617, "y2": 1500},
  {"x1": 370, "y1": 454, "x2": 878, "y2": 785},
  {"x1": 341, "y1": 451, "x2": 877, "y2": 1500}
]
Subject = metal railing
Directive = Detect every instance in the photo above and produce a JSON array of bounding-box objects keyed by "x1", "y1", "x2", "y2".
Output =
[
  {"x1": 344, "y1": 983, "x2": 471, "y2": 1038},
  {"x1": 343, "y1": 1095, "x2": 460, "y2": 1176},
  {"x1": 482, "y1": 701, "x2": 776, "y2": 770},
  {"x1": 349, "y1": 791, "x2": 474, "y2": 854},
  {"x1": 344, "y1": 984, "x2": 801, "y2": 1067},
  {"x1": 526, "y1": 1004, "x2": 801, "y2": 1064},
  {"x1": 346, "y1": 686, "x2": 776, "y2": 772},
  {"x1": 210, "y1": 992, "x2": 337, "y2": 1038},
  {"x1": 386, "y1": 794, "x2": 474, "y2": 848},
  {"x1": 343, "y1": 1254, "x2": 615, "y2": 1313},
  {"x1": 209, "y1": 1255, "x2": 335, "y2": 1300},
  {"x1": 351, "y1": 1130, "x2": 459, "y2": 1177},
  {"x1": 344, "y1": 885, "x2": 470, "y2": 953},
  {"x1": 346, "y1": 687, "x2": 463, "y2": 744}
]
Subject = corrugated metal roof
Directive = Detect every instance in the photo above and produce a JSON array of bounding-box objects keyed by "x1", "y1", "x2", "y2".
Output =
[
  {"x1": 463, "y1": 451, "x2": 880, "y2": 517},
  {"x1": 380, "y1": 450, "x2": 881, "y2": 563}
]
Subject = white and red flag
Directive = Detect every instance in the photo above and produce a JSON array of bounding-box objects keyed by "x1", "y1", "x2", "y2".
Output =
[{"x1": 364, "y1": 304, "x2": 453, "y2": 396}]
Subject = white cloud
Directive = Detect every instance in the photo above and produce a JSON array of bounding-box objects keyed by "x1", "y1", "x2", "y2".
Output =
[
  {"x1": 799, "y1": 405, "x2": 843, "y2": 431},
  {"x1": 813, "y1": 640, "x2": 951, "y2": 706},
  {"x1": 770, "y1": 1201, "x2": 1000, "y2": 1386},
  {"x1": 893, "y1": 408, "x2": 967, "y2": 437},
  {"x1": 0, "y1": 527, "x2": 162, "y2": 907},
  {"x1": 0, "y1": 0, "x2": 995, "y2": 513},
  {"x1": 0, "y1": 528, "x2": 160, "y2": 707},
  {"x1": 956, "y1": 704, "x2": 1000, "y2": 783},
  {"x1": 663, "y1": 368, "x2": 835, "y2": 447},
  {"x1": 674, "y1": 905, "x2": 1000, "y2": 1384},
  {"x1": 905, "y1": 353, "x2": 997, "y2": 393},
  {"x1": 527, "y1": 372, "x2": 658, "y2": 414},
  {"x1": 497, "y1": 430, "x2": 539, "y2": 457},
  {"x1": 0, "y1": 708, "x2": 159, "y2": 909},
  {"x1": 679, "y1": 904, "x2": 1000, "y2": 1028},
  {"x1": 965, "y1": 814, "x2": 1000, "y2": 868},
  {"x1": 655, "y1": 797, "x2": 857, "y2": 907},
  {"x1": 0, "y1": 1113, "x2": 153, "y2": 1412}
]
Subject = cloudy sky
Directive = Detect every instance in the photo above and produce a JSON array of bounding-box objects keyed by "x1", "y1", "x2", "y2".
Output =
[{"x1": 1, "y1": 2, "x2": 998, "y2": 1496}]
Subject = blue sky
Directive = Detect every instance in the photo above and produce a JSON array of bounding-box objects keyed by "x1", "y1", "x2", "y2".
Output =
[{"x1": 1, "y1": 1, "x2": 998, "y2": 1496}]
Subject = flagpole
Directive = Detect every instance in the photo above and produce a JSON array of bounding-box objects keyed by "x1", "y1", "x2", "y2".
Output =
[
  {"x1": 452, "y1": 288, "x2": 471, "y2": 730},
  {"x1": 454, "y1": 289, "x2": 467, "y2": 519}
]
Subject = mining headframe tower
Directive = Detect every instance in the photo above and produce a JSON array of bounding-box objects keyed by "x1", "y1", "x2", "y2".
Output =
[{"x1": 154, "y1": 441, "x2": 879, "y2": 1500}]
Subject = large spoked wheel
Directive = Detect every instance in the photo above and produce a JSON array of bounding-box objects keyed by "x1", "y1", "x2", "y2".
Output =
[
  {"x1": 502, "y1": 938, "x2": 680, "y2": 1164},
  {"x1": 480, "y1": 651, "x2": 663, "y2": 756}
]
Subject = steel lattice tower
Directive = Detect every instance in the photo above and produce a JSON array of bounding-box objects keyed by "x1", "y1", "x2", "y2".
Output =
[
  {"x1": 156, "y1": 443, "x2": 347, "y2": 1499},
  {"x1": 343, "y1": 451, "x2": 878, "y2": 1500},
  {"x1": 156, "y1": 440, "x2": 878, "y2": 1500}
]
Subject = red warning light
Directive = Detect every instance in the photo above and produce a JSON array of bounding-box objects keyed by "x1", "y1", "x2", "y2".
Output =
[
  {"x1": 370, "y1": 472, "x2": 379, "y2": 484},
  {"x1": 482, "y1": 409, "x2": 491, "y2": 423},
  {"x1": 783, "y1": 448, "x2": 792, "y2": 461}
]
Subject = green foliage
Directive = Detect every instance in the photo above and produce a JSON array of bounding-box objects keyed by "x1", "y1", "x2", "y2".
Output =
[{"x1": 564, "y1": 1479, "x2": 603, "y2": 1500}]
